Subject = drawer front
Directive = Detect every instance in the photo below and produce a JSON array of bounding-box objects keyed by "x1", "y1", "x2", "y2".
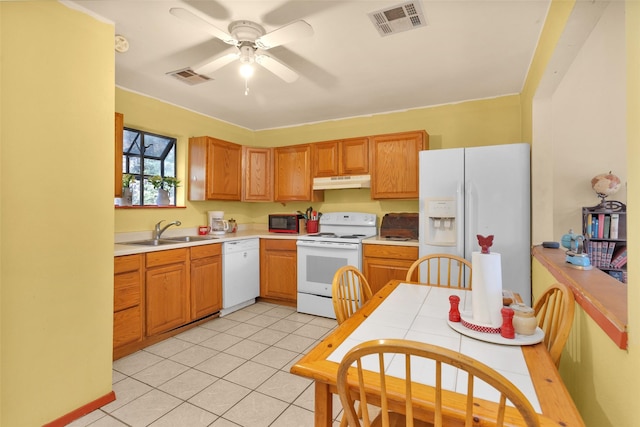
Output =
[
  {"x1": 146, "y1": 248, "x2": 188, "y2": 268},
  {"x1": 114, "y1": 306, "x2": 143, "y2": 348},
  {"x1": 114, "y1": 254, "x2": 143, "y2": 274},
  {"x1": 114, "y1": 270, "x2": 142, "y2": 312},
  {"x1": 190, "y1": 243, "x2": 222, "y2": 260},
  {"x1": 363, "y1": 244, "x2": 418, "y2": 260},
  {"x1": 261, "y1": 238, "x2": 297, "y2": 251}
]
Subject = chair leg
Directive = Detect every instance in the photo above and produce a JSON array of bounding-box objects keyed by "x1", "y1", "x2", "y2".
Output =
[{"x1": 339, "y1": 402, "x2": 363, "y2": 427}]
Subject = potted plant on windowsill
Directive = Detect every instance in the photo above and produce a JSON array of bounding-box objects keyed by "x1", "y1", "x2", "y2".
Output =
[
  {"x1": 149, "y1": 175, "x2": 180, "y2": 206},
  {"x1": 121, "y1": 173, "x2": 136, "y2": 206}
]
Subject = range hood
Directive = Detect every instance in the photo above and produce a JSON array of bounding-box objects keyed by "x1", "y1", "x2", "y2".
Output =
[{"x1": 313, "y1": 175, "x2": 371, "y2": 190}]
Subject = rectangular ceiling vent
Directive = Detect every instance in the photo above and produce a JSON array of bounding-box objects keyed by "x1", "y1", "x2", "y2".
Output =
[
  {"x1": 368, "y1": 1, "x2": 426, "y2": 37},
  {"x1": 166, "y1": 68, "x2": 212, "y2": 85}
]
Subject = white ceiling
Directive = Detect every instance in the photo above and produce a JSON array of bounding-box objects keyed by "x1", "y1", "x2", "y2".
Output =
[{"x1": 69, "y1": 0, "x2": 550, "y2": 131}]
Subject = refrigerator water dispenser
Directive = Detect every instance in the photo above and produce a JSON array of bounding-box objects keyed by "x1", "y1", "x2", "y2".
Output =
[{"x1": 425, "y1": 198, "x2": 456, "y2": 246}]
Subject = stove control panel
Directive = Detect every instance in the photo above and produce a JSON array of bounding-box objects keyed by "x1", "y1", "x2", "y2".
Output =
[{"x1": 319, "y1": 212, "x2": 377, "y2": 227}]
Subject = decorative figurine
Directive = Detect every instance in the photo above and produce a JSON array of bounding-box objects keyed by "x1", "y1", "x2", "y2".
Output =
[
  {"x1": 477, "y1": 234, "x2": 494, "y2": 254},
  {"x1": 500, "y1": 307, "x2": 515, "y2": 339},
  {"x1": 448, "y1": 295, "x2": 461, "y2": 322}
]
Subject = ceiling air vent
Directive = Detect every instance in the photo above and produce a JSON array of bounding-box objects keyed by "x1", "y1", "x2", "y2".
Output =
[
  {"x1": 368, "y1": 1, "x2": 426, "y2": 37},
  {"x1": 166, "y1": 68, "x2": 212, "y2": 85}
]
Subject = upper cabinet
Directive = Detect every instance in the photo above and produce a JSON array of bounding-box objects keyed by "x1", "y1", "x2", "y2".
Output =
[
  {"x1": 274, "y1": 144, "x2": 323, "y2": 202},
  {"x1": 114, "y1": 112, "x2": 124, "y2": 197},
  {"x1": 312, "y1": 137, "x2": 369, "y2": 177},
  {"x1": 188, "y1": 136, "x2": 242, "y2": 201},
  {"x1": 370, "y1": 130, "x2": 428, "y2": 199},
  {"x1": 243, "y1": 146, "x2": 273, "y2": 202}
]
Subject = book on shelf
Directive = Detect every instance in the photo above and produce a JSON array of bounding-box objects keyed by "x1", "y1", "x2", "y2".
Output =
[
  {"x1": 597, "y1": 213, "x2": 605, "y2": 238},
  {"x1": 605, "y1": 242, "x2": 616, "y2": 267},
  {"x1": 610, "y1": 247, "x2": 627, "y2": 268},
  {"x1": 603, "y1": 215, "x2": 611, "y2": 239},
  {"x1": 610, "y1": 213, "x2": 619, "y2": 239},
  {"x1": 608, "y1": 270, "x2": 624, "y2": 282},
  {"x1": 592, "y1": 217, "x2": 599, "y2": 239},
  {"x1": 586, "y1": 214, "x2": 593, "y2": 238},
  {"x1": 614, "y1": 255, "x2": 627, "y2": 269}
]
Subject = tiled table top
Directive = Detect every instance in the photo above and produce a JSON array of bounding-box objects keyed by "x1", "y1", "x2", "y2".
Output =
[{"x1": 326, "y1": 283, "x2": 541, "y2": 412}]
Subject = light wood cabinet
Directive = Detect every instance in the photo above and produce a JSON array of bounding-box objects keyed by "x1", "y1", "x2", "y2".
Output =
[
  {"x1": 190, "y1": 244, "x2": 222, "y2": 319},
  {"x1": 274, "y1": 144, "x2": 323, "y2": 202},
  {"x1": 243, "y1": 146, "x2": 273, "y2": 201},
  {"x1": 370, "y1": 131, "x2": 428, "y2": 199},
  {"x1": 363, "y1": 244, "x2": 419, "y2": 295},
  {"x1": 188, "y1": 136, "x2": 242, "y2": 201},
  {"x1": 260, "y1": 239, "x2": 297, "y2": 304},
  {"x1": 312, "y1": 137, "x2": 369, "y2": 177},
  {"x1": 114, "y1": 112, "x2": 124, "y2": 197},
  {"x1": 114, "y1": 254, "x2": 144, "y2": 354},
  {"x1": 145, "y1": 248, "x2": 189, "y2": 336}
]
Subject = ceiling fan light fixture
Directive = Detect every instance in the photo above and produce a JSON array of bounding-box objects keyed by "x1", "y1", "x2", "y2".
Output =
[{"x1": 239, "y1": 63, "x2": 254, "y2": 78}]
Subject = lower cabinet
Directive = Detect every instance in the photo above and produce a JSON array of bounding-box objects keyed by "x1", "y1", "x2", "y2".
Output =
[
  {"x1": 114, "y1": 254, "x2": 144, "y2": 353},
  {"x1": 190, "y1": 244, "x2": 222, "y2": 320},
  {"x1": 145, "y1": 248, "x2": 189, "y2": 336},
  {"x1": 260, "y1": 238, "x2": 297, "y2": 303},
  {"x1": 363, "y1": 244, "x2": 419, "y2": 295},
  {"x1": 114, "y1": 245, "x2": 225, "y2": 359}
]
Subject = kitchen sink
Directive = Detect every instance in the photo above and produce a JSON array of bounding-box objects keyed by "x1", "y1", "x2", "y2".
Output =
[
  {"x1": 123, "y1": 239, "x2": 179, "y2": 246},
  {"x1": 123, "y1": 235, "x2": 221, "y2": 246},
  {"x1": 162, "y1": 235, "x2": 219, "y2": 242}
]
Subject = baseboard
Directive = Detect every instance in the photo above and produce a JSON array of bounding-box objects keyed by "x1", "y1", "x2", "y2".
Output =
[{"x1": 42, "y1": 391, "x2": 116, "y2": 427}]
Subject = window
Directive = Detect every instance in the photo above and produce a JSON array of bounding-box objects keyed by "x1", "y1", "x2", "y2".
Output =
[{"x1": 122, "y1": 128, "x2": 177, "y2": 206}]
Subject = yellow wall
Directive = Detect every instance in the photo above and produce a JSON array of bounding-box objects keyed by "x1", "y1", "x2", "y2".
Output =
[
  {"x1": 1, "y1": 2, "x2": 114, "y2": 425},
  {"x1": 115, "y1": 91, "x2": 522, "y2": 233},
  {"x1": 528, "y1": 2, "x2": 639, "y2": 426}
]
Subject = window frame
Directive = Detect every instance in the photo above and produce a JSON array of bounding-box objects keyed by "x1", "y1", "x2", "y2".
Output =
[{"x1": 121, "y1": 127, "x2": 178, "y2": 206}]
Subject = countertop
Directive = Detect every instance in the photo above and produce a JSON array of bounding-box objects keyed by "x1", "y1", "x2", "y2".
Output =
[
  {"x1": 531, "y1": 245, "x2": 627, "y2": 349},
  {"x1": 115, "y1": 228, "x2": 419, "y2": 256},
  {"x1": 363, "y1": 236, "x2": 419, "y2": 247}
]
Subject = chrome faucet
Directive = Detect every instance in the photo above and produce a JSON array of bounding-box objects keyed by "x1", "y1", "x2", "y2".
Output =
[{"x1": 154, "y1": 219, "x2": 181, "y2": 239}]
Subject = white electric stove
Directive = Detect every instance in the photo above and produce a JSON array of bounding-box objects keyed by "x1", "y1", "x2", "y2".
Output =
[{"x1": 296, "y1": 212, "x2": 377, "y2": 318}]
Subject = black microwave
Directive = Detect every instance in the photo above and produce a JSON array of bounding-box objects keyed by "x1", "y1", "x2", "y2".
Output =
[{"x1": 269, "y1": 214, "x2": 305, "y2": 233}]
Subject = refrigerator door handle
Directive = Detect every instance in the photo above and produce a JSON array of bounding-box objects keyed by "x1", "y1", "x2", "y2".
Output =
[
  {"x1": 466, "y1": 182, "x2": 475, "y2": 254},
  {"x1": 456, "y1": 182, "x2": 465, "y2": 256}
]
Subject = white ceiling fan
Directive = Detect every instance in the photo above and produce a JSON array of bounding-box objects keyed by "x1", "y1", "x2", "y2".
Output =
[{"x1": 169, "y1": 7, "x2": 313, "y2": 83}]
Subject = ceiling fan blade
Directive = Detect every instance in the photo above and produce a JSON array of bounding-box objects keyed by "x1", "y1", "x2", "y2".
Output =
[
  {"x1": 255, "y1": 54, "x2": 299, "y2": 83},
  {"x1": 169, "y1": 7, "x2": 237, "y2": 45},
  {"x1": 193, "y1": 49, "x2": 239, "y2": 75},
  {"x1": 255, "y1": 20, "x2": 313, "y2": 50}
]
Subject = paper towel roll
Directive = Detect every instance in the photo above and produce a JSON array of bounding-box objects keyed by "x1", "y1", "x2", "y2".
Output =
[{"x1": 471, "y1": 251, "x2": 503, "y2": 328}]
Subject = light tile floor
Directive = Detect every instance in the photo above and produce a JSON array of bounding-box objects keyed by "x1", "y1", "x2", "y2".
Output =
[{"x1": 69, "y1": 302, "x2": 345, "y2": 427}]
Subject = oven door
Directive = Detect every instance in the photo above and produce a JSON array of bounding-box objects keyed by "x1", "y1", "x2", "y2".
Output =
[{"x1": 296, "y1": 240, "x2": 360, "y2": 297}]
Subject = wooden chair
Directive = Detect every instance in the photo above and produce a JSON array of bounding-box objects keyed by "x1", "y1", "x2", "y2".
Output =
[
  {"x1": 405, "y1": 254, "x2": 472, "y2": 288},
  {"x1": 337, "y1": 339, "x2": 541, "y2": 427},
  {"x1": 332, "y1": 266, "x2": 374, "y2": 325},
  {"x1": 332, "y1": 266, "x2": 374, "y2": 427},
  {"x1": 533, "y1": 282, "x2": 576, "y2": 367}
]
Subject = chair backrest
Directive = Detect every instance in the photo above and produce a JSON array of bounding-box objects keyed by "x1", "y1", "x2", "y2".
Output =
[
  {"x1": 332, "y1": 266, "x2": 374, "y2": 325},
  {"x1": 533, "y1": 282, "x2": 575, "y2": 367},
  {"x1": 337, "y1": 339, "x2": 541, "y2": 427},
  {"x1": 405, "y1": 253, "x2": 472, "y2": 288}
]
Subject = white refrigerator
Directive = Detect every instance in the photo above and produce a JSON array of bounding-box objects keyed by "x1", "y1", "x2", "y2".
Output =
[{"x1": 418, "y1": 143, "x2": 531, "y2": 305}]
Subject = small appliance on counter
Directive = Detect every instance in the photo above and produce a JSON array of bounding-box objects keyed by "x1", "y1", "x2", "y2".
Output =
[
  {"x1": 208, "y1": 211, "x2": 229, "y2": 235},
  {"x1": 380, "y1": 213, "x2": 419, "y2": 241},
  {"x1": 268, "y1": 213, "x2": 305, "y2": 233},
  {"x1": 561, "y1": 229, "x2": 592, "y2": 270}
]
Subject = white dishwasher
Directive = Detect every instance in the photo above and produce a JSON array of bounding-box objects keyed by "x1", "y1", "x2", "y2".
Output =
[{"x1": 222, "y1": 238, "x2": 260, "y2": 316}]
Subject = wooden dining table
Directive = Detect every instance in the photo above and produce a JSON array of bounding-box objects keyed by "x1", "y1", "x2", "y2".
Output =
[{"x1": 290, "y1": 280, "x2": 584, "y2": 427}]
